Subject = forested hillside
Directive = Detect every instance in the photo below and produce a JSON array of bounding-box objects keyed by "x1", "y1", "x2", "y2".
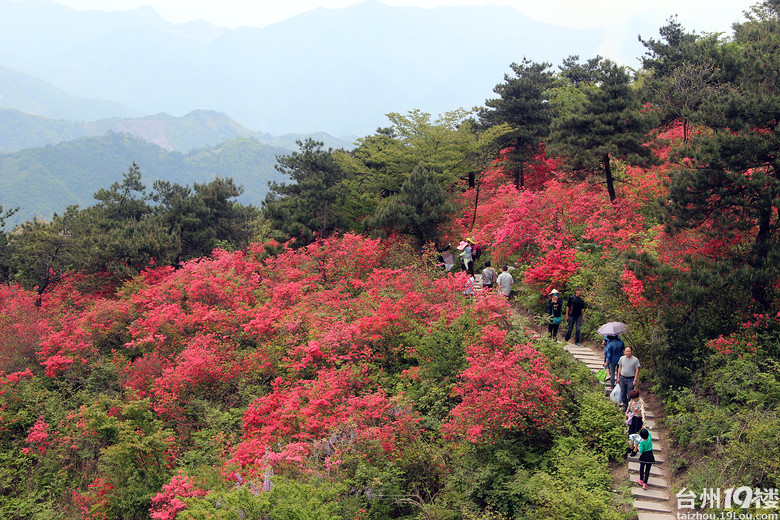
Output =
[
  {"x1": 0, "y1": 2, "x2": 779, "y2": 520},
  {"x1": 0, "y1": 132, "x2": 287, "y2": 225}
]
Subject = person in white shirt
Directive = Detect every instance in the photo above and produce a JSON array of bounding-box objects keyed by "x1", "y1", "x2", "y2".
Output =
[{"x1": 496, "y1": 265, "x2": 514, "y2": 298}]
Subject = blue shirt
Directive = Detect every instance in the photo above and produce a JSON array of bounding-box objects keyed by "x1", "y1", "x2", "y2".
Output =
[{"x1": 604, "y1": 337, "x2": 625, "y2": 365}]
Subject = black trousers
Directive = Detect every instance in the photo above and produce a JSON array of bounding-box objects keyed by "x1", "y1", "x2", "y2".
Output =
[
  {"x1": 639, "y1": 451, "x2": 654, "y2": 482},
  {"x1": 548, "y1": 321, "x2": 560, "y2": 338}
]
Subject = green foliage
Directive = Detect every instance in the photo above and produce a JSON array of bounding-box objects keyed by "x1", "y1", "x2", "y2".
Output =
[
  {"x1": 550, "y1": 58, "x2": 657, "y2": 201},
  {"x1": 575, "y1": 393, "x2": 627, "y2": 461},
  {"x1": 484, "y1": 437, "x2": 626, "y2": 520},
  {"x1": 263, "y1": 139, "x2": 350, "y2": 247},
  {"x1": 368, "y1": 165, "x2": 456, "y2": 247},
  {"x1": 480, "y1": 58, "x2": 555, "y2": 188},
  {"x1": 6, "y1": 210, "x2": 81, "y2": 294},
  {"x1": 337, "y1": 109, "x2": 509, "y2": 229},
  {"x1": 663, "y1": 315, "x2": 780, "y2": 490},
  {"x1": 510, "y1": 466, "x2": 625, "y2": 520},
  {"x1": 0, "y1": 204, "x2": 17, "y2": 279},
  {"x1": 4, "y1": 165, "x2": 259, "y2": 291},
  {"x1": 181, "y1": 475, "x2": 344, "y2": 520},
  {"x1": 88, "y1": 399, "x2": 176, "y2": 518}
]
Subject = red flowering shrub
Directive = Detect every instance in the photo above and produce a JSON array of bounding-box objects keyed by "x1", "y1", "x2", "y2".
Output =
[
  {"x1": 0, "y1": 285, "x2": 49, "y2": 372},
  {"x1": 72, "y1": 477, "x2": 114, "y2": 520},
  {"x1": 444, "y1": 342, "x2": 565, "y2": 443},
  {"x1": 149, "y1": 472, "x2": 208, "y2": 520},
  {"x1": 24, "y1": 416, "x2": 51, "y2": 455}
]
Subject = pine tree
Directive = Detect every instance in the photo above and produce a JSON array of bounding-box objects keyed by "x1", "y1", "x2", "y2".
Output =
[
  {"x1": 666, "y1": 0, "x2": 780, "y2": 309},
  {"x1": 263, "y1": 139, "x2": 349, "y2": 247},
  {"x1": 639, "y1": 18, "x2": 723, "y2": 142},
  {"x1": 368, "y1": 165, "x2": 454, "y2": 247},
  {"x1": 480, "y1": 58, "x2": 555, "y2": 188},
  {"x1": 550, "y1": 58, "x2": 655, "y2": 201}
]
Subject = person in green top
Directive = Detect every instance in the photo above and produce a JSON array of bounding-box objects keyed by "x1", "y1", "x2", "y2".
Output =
[{"x1": 637, "y1": 428, "x2": 654, "y2": 489}]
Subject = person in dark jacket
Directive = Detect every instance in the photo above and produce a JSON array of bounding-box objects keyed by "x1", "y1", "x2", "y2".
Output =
[
  {"x1": 548, "y1": 293, "x2": 563, "y2": 339},
  {"x1": 602, "y1": 334, "x2": 625, "y2": 389},
  {"x1": 564, "y1": 287, "x2": 586, "y2": 345}
]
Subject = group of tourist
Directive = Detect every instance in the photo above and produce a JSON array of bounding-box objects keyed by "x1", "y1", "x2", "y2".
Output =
[
  {"x1": 546, "y1": 287, "x2": 586, "y2": 344},
  {"x1": 547, "y1": 285, "x2": 654, "y2": 490},
  {"x1": 457, "y1": 238, "x2": 514, "y2": 299},
  {"x1": 454, "y1": 242, "x2": 655, "y2": 489},
  {"x1": 602, "y1": 331, "x2": 654, "y2": 490}
]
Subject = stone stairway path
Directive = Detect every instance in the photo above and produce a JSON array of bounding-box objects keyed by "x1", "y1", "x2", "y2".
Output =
[
  {"x1": 486, "y1": 283, "x2": 677, "y2": 519},
  {"x1": 560, "y1": 343, "x2": 676, "y2": 520}
]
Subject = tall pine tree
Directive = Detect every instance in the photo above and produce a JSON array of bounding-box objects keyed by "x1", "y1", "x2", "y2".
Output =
[
  {"x1": 368, "y1": 164, "x2": 454, "y2": 247},
  {"x1": 666, "y1": 0, "x2": 780, "y2": 310},
  {"x1": 480, "y1": 59, "x2": 555, "y2": 188},
  {"x1": 550, "y1": 58, "x2": 655, "y2": 201}
]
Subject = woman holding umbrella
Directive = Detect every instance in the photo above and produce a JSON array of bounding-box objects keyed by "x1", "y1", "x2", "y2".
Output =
[{"x1": 598, "y1": 322, "x2": 627, "y2": 389}]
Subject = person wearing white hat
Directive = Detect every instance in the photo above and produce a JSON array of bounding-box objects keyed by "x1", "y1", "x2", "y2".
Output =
[{"x1": 457, "y1": 240, "x2": 473, "y2": 275}]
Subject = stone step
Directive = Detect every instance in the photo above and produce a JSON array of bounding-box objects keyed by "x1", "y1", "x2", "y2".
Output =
[
  {"x1": 629, "y1": 453, "x2": 665, "y2": 464},
  {"x1": 644, "y1": 419, "x2": 657, "y2": 429},
  {"x1": 630, "y1": 427, "x2": 662, "y2": 441},
  {"x1": 630, "y1": 475, "x2": 668, "y2": 489},
  {"x1": 570, "y1": 354, "x2": 600, "y2": 362},
  {"x1": 633, "y1": 500, "x2": 672, "y2": 514},
  {"x1": 569, "y1": 349, "x2": 599, "y2": 356},
  {"x1": 628, "y1": 462, "x2": 663, "y2": 477},
  {"x1": 564, "y1": 347, "x2": 594, "y2": 354},
  {"x1": 632, "y1": 487, "x2": 670, "y2": 501},
  {"x1": 566, "y1": 348, "x2": 597, "y2": 355},
  {"x1": 637, "y1": 512, "x2": 676, "y2": 520}
]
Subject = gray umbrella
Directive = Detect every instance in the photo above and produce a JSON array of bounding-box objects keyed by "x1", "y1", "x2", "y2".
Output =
[{"x1": 597, "y1": 322, "x2": 628, "y2": 336}]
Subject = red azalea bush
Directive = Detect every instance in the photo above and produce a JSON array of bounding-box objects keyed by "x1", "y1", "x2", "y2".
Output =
[{"x1": 444, "y1": 340, "x2": 565, "y2": 443}]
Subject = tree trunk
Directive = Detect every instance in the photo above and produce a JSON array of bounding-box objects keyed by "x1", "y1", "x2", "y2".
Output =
[
  {"x1": 603, "y1": 153, "x2": 616, "y2": 202},
  {"x1": 470, "y1": 182, "x2": 481, "y2": 232},
  {"x1": 519, "y1": 162, "x2": 525, "y2": 188},
  {"x1": 750, "y1": 204, "x2": 772, "y2": 308}
]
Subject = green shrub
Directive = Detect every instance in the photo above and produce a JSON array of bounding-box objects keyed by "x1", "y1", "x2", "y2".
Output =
[
  {"x1": 181, "y1": 475, "x2": 344, "y2": 520},
  {"x1": 575, "y1": 393, "x2": 626, "y2": 461},
  {"x1": 724, "y1": 409, "x2": 780, "y2": 489},
  {"x1": 509, "y1": 468, "x2": 625, "y2": 520}
]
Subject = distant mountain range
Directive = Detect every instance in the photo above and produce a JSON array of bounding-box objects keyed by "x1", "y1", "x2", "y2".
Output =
[
  {"x1": 0, "y1": 66, "x2": 353, "y2": 226},
  {"x1": 0, "y1": 132, "x2": 288, "y2": 226},
  {"x1": 0, "y1": 78, "x2": 352, "y2": 153},
  {"x1": 0, "y1": 0, "x2": 676, "y2": 226},
  {"x1": 0, "y1": 0, "x2": 671, "y2": 136}
]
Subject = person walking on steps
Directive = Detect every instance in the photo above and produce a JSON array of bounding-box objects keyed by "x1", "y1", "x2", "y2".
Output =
[
  {"x1": 603, "y1": 334, "x2": 625, "y2": 389},
  {"x1": 481, "y1": 261, "x2": 496, "y2": 290},
  {"x1": 625, "y1": 389, "x2": 646, "y2": 455},
  {"x1": 548, "y1": 292, "x2": 563, "y2": 339},
  {"x1": 457, "y1": 240, "x2": 473, "y2": 276},
  {"x1": 618, "y1": 346, "x2": 640, "y2": 411},
  {"x1": 564, "y1": 287, "x2": 586, "y2": 345},
  {"x1": 637, "y1": 428, "x2": 654, "y2": 489},
  {"x1": 497, "y1": 265, "x2": 514, "y2": 299}
]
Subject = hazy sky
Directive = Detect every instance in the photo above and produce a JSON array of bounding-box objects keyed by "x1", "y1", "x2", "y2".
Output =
[{"x1": 42, "y1": 0, "x2": 758, "y2": 33}]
